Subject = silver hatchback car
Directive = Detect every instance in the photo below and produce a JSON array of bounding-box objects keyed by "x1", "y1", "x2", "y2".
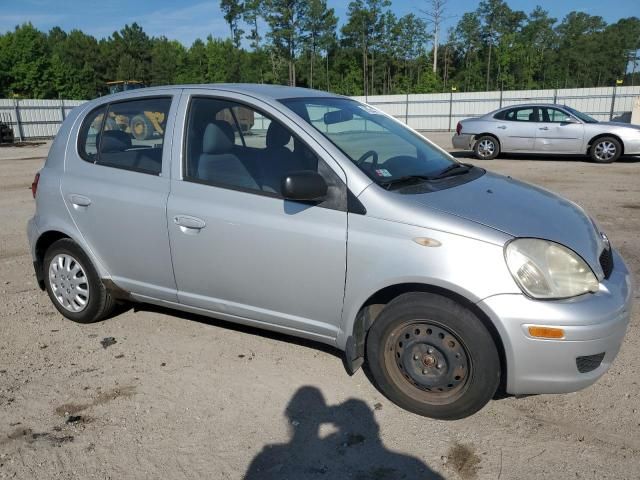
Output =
[{"x1": 27, "y1": 85, "x2": 633, "y2": 420}]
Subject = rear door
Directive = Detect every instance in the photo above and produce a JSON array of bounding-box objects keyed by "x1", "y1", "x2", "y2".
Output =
[
  {"x1": 534, "y1": 107, "x2": 585, "y2": 153},
  {"x1": 497, "y1": 107, "x2": 539, "y2": 152},
  {"x1": 166, "y1": 91, "x2": 348, "y2": 340},
  {"x1": 61, "y1": 92, "x2": 180, "y2": 301}
]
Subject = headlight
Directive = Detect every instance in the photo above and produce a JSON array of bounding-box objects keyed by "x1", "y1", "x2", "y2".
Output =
[{"x1": 505, "y1": 238, "x2": 598, "y2": 299}]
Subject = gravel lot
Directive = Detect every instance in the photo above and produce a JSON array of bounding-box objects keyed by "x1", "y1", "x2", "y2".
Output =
[{"x1": 0, "y1": 136, "x2": 639, "y2": 479}]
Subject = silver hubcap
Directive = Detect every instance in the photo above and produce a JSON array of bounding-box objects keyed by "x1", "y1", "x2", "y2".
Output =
[
  {"x1": 477, "y1": 139, "x2": 495, "y2": 157},
  {"x1": 594, "y1": 141, "x2": 616, "y2": 161},
  {"x1": 49, "y1": 254, "x2": 90, "y2": 312}
]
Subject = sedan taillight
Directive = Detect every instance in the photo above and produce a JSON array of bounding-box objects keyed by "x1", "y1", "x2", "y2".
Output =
[
  {"x1": 456, "y1": 122, "x2": 462, "y2": 135},
  {"x1": 31, "y1": 172, "x2": 40, "y2": 199}
]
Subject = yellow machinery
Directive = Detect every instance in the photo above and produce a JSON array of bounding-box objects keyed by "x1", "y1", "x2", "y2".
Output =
[{"x1": 105, "y1": 81, "x2": 165, "y2": 141}]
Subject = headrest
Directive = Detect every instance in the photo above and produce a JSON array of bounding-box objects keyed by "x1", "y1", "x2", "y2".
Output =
[
  {"x1": 202, "y1": 123, "x2": 233, "y2": 154},
  {"x1": 213, "y1": 120, "x2": 235, "y2": 144},
  {"x1": 100, "y1": 130, "x2": 131, "y2": 153},
  {"x1": 266, "y1": 121, "x2": 291, "y2": 148}
]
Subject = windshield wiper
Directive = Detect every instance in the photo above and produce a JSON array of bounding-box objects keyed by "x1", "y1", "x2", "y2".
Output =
[
  {"x1": 431, "y1": 163, "x2": 472, "y2": 180},
  {"x1": 379, "y1": 164, "x2": 473, "y2": 190},
  {"x1": 379, "y1": 175, "x2": 433, "y2": 190}
]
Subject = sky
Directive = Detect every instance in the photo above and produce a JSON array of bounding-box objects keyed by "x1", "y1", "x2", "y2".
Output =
[{"x1": 1, "y1": 0, "x2": 639, "y2": 46}]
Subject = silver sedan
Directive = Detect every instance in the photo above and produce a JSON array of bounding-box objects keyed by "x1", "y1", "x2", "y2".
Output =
[{"x1": 452, "y1": 104, "x2": 640, "y2": 163}]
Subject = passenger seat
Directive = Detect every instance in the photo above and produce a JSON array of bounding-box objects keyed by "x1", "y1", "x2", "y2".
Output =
[{"x1": 197, "y1": 123, "x2": 259, "y2": 190}]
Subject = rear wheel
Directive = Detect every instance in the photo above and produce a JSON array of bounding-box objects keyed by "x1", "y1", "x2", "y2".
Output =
[
  {"x1": 366, "y1": 292, "x2": 500, "y2": 420},
  {"x1": 473, "y1": 135, "x2": 500, "y2": 160},
  {"x1": 590, "y1": 136, "x2": 621, "y2": 163},
  {"x1": 43, "y1": 239, "x2": 116, "y2": 324}
]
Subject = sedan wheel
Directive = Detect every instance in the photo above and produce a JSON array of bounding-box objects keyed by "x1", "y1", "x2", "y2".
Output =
[
  {"x1": 590, "y1": 137, "x2": 621, "y2": 163},
  {"x1": 474, "y1": 135, "x2": 500, "y2": 160}
]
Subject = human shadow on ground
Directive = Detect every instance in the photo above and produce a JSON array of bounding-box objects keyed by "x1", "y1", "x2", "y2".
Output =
[{"x1": 244, "y1": 386, "x2": 444, "y2": 480}]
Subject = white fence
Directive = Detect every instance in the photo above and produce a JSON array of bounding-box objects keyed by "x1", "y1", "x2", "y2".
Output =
[
  {"x1": 0, "y1": 99, "x2": 86, "y2": 140},
  {"x1": 1, "y1": 86, "x2": 639, "y2": 141},
  {"x1": 354, "y1": 86, "x2": 640, "y2": 131}
]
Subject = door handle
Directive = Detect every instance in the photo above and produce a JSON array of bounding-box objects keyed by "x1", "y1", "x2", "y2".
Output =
[
  {"x1": 497, "y1": 125, "x2": 507, "y2": 129},
  {"x1": 539, "y1": 127, "x2": 549, "y2": 131},
  {"x1": 68, "y1": 194, "x2": 91, "y2": 207},
  {"x1": 174, "y1": 215, "x2": 206, "y2": 231}
]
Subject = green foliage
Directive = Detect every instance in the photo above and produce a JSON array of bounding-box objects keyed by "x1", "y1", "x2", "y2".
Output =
[{"x1": 0, "y1": 3, "x2": 638, "y2": 99}]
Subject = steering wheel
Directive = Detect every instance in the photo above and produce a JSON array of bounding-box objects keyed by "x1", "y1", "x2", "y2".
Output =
[{"x1": 356, "y1": 150, "x2": 379, "y2": 169}]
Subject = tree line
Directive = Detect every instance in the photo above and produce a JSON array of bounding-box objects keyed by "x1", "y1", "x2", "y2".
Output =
[{"x1": 0, "y1": 0, "x2": 638, "y2": 100}]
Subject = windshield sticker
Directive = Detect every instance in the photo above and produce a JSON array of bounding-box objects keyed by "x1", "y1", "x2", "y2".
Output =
[
  {"x1": 375, "y1": 169, "x2": 392, "y2": 177},
  {"x1": 358, "y1": 104, "x2": 381, "y2": 115}
]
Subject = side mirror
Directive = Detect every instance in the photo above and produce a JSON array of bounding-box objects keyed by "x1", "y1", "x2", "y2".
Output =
[
  {"x1": 562, "y1": 117, "x2": 579, "y2": 124},
  {"x1": 281, "y1": 171, "x2": 328, "y2": 202}
]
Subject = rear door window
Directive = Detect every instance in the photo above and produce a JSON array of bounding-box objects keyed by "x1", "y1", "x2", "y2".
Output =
[
  {"x1": 78, "y1": 97, "x2": 171, "y2": 175},
  {"x1": 504, "y1": 107, "x2": 537, "y2": 122}
]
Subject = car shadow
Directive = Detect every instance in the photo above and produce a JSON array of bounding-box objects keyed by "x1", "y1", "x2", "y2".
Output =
[
  {"x1": 450, "y1": 150, "x2": 640, "y2": 163},
  {"x1": 131, "y1": 303, "x2": 344, "y2": 362},
  {"x1": 243, "y1": 386, "x2": 444, "y2": 480}
]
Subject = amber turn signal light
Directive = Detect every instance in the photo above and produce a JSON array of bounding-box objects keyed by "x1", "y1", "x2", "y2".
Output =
[{"x1": 528, "y1": 326, "x2": 565, "y2": 339}]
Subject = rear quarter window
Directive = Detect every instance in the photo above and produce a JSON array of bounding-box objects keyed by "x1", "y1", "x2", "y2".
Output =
[{"x1": 77, "y1": 97, "x2": 172, "y2": 175}]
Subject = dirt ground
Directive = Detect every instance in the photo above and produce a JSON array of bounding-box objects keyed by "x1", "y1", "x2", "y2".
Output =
[{"x1": 0, "y1": 136, "x2": 639, "y2": 479}]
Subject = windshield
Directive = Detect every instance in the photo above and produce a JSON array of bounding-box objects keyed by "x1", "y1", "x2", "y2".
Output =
[
  {"x1": 280, "y1": 97, "x2": 461, "y2": 187},
  {"x1": 564, "y1": 106, "x2": 598, "y2": 124}
]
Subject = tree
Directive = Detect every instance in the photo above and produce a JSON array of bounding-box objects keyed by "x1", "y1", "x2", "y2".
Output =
[
  {"x1": 301, "y1": 0, "x2": 337, "y2": 89},
  {"x1": 220, "y1": 0, "x2": 245, "y2": 49},
  {"x1": 243, "y1": 0, "x2": 264, "y2": 50},
  {"x1": 341, "y1": 0, "x2": 391, "y2": 95},
  {"x1": 477, "y1": 0, "x2": 525, "y2": 90},
  {"x1": 151, "y1": 37, "x2": 187, "y2": 86},
  {"x1": 421, "y1": 0, "x2": 448, "y2": 75},
  {"x1": 107, "y1": 23, "x2": 152, "y2": 84},
  {"x1": 264, "y1": 0, "x2": 308, "y2": 85}
]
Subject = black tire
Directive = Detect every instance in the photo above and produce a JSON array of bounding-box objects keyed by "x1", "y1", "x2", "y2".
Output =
[
  {"x1": 589, "y1": 136, "x2": 621, "y2": 164},
  {"x1": 473, "y1": 135, "x2": 500, "y2": 160},
  {"x1": 130, "y1": 114, "x2": 153, "y2": 141},
  {"x1": 43, "y1": 239, "x2": 116, "y2": 324},
  {"x1": 366, "y1": 292, "x2": 500, "y2": 420}
]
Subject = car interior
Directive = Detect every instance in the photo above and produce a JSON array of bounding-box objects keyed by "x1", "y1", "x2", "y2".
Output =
[
  {"x1": 97, "y1": 129, "x2": 163, "y2": 174},
  {"x1": 185, "y1": 98, "x2": 318, "y2": 194}
]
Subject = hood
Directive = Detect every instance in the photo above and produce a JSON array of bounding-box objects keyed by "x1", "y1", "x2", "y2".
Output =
[
  {"x1": 599, "y1": 121, "x2": 640, "y2": 131},
  {"x1": 406, "y1": 171, "x2": 604, "y2": 272}
]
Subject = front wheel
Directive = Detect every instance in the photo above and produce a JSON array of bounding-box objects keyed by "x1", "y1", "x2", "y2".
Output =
[
  {"x1": 366, "y1": 292, "x2": 500, "y2": 420},
  {"x1": 473, "y1": 135, "x2": 500, "y2": 160},
  {"x1": 590, "y1": 137, "x2": 621, "y2": 163}
]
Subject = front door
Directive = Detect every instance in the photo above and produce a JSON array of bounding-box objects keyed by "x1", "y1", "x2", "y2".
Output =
[
  {"x1": 534, "y1": 107, "x2": 585, "y2": 153},
  {"x1": 167, "y1": 94, "x2": 348, "y2": 340}
]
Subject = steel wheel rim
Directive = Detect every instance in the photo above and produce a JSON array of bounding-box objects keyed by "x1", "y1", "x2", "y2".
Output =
[
  {"x1": 383, "y1": 321, "x2": 471, "y2": 405},
  {"x1": 594, "y1": 141, "x2": 616, "y2": 161},
  {"x1": 478, "y1": 139, "x2": 495, "y2": 157},
  {"x1": 49, "y1": 254, "x2": 90, "y2": 313}
]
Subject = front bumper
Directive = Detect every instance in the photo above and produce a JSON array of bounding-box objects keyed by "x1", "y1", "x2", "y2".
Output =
[
  {"x1": 452, "y1": 133, "x2": 475, "y2": 150},
  {"x1": 477, "y1": 249, "x2": 633, "y2": 395}
]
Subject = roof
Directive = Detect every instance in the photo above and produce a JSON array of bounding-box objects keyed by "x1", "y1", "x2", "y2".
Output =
[
  {"x1": 495, "y1": 103, "x2": 568, "y2": 110},
  {"x1": 100, "y1": 83, "x2": 341, "y2": 102}
]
